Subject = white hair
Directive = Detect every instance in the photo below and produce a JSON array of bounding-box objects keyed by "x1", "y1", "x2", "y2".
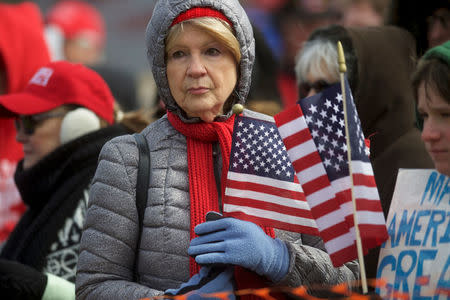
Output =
[{"x1": 294, "y1": 39, "x2": 340, "y2": 85}]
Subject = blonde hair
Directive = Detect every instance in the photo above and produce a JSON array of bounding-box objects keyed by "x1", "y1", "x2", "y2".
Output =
[
  {"x1": 165, "y1": 17, "x2": 241, "y2": 64},
  {"x1": 111, "y1": 102, "x2": 154, "y2": 132}
]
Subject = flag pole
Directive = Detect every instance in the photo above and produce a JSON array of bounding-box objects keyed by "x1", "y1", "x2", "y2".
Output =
[{"x1": 337, "y1": 41, "x2": 368, "y2": 294}]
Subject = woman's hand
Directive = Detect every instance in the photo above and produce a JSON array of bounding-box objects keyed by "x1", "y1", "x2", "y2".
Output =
[{"x1": 188, "y1": 218, "x2": 290, "y2": 282}]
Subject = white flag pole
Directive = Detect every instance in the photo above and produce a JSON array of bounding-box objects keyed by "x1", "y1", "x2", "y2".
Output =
[{"x1": 337, "y1": 41, "x2": 368, "y2": 294}]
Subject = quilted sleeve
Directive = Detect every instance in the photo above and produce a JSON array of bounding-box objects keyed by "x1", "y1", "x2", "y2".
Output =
[
  {"x1": 76, "y1": 135, "x2": 162, "y2": 300},
  {"x1": 275, "y1": 230, "x2": 359, "y2": 293}
]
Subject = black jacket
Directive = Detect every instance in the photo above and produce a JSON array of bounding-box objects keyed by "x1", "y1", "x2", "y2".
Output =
[{"x1": 1, "y1": 124, "x2": 129, "y2": 283}]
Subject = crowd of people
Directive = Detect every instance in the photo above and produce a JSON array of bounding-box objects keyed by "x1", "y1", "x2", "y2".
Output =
[{"x1": 0, "y1": 0, "x2": 448, "y2": 299}]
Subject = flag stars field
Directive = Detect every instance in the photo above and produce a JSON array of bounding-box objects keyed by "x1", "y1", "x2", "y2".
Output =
[
  {"x1": 301, "y1": 92, "x2": 357, "y2": 173},
  {"x1": 224, "y1": 110, "x2": 319, "y2": 235},
  {"x1": 232, "y1": 114, "x2": 308, "y2": 181}
]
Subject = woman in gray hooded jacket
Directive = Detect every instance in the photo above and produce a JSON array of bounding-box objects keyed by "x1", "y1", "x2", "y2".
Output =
[{"x1": 75, "y1": 1, "x2": 359, "y2": 299}]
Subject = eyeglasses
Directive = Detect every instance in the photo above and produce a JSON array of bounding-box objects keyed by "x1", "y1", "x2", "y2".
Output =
[
  {"x1": 15, "y1": 111, "x2": 66, "y2": 135},
  {"x1": 299, "y1": 80, "x2": 333, "y2": 99}
]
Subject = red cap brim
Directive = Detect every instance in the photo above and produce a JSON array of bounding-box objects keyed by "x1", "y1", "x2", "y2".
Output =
[
  {"x1": 0, "y1": 106, "x2": 17, "y2": 118},
  {"x1": 0, "y1": 92, "x2": 61, "y2": 116}
]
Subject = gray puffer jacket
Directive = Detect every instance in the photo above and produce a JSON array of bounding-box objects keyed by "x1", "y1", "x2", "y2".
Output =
[{"x1": 76, "y1": 116, "x2": 359, "y2": 300}]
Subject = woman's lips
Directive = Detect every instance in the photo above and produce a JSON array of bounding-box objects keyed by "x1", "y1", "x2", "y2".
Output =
[{"x1": 188, "y1": 87, "x2": 209, "y2": 95}]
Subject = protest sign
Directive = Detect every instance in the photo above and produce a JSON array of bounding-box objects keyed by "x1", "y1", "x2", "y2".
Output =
[{"x1": 376, "y1": 169, "x2": 449, "y2": 299}]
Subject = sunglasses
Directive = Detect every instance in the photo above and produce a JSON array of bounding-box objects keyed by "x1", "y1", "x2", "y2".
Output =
[
  {"x1": 15, "y1": 111, "x2": 66, "y2": 135},
  {"x1": 299, "y1": 80, "x2": 333, "y2": 99}
]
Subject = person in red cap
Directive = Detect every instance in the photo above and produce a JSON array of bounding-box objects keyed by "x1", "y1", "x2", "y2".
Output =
[
  {"x1": 45, "y1": 0, "x2": 105, "y2": 65},
  {"x1": 0, "y1": 1, "x2": 50, "y2": 243},
  {"x1": 44, "y1": 0, "x2": 141, "y2": 114},
  {"x1": 0, "y1": 60, "x2": 151, "y2": 299}
]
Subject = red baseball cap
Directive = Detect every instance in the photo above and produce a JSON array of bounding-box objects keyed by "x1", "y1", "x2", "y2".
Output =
[
  {"x1": 0, "y1": 61, "x2": 114, "y2": 124},
  {"x1": 46, "y1": 0, "x2": 105, "y2": 47}
]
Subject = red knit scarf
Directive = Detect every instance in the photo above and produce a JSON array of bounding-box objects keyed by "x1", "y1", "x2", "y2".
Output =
[{"x1": 167, "y1": 111, "x2": 280, "y2": 300}]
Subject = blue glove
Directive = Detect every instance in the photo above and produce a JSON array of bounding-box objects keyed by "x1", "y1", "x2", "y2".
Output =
[
  {"x1": 188, "y1": 218, "x2": 289, "y2": 282},
  {"x1": 165, "y1": 266, "x2": 235, "y2": 300}
]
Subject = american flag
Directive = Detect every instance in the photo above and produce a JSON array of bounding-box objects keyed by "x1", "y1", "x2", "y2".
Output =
[
  {"x1": 223, "y1": 109, "x2": 319, "y2": 235},
  {"x1": 274, "y1": 79, "x2": 388, "y2": 267}
]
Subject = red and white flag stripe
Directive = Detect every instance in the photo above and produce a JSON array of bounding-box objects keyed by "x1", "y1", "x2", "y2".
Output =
[
  {"x1": 275, "y1": 105, "x2": 358, "y2": 266},
  {"x1": 224, "y1": 170, "x2": 319, "y2": 235}
]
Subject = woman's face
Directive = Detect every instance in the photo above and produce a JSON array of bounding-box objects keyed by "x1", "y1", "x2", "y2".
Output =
[
  {"x1": 166, "y1": 23, "x2": 238, "y2": 123},
  {"x1": 15, "y1": 108, "x2": 65, "y2": 169},
  {"x1": 417, "y1": 82, "x2": 450, "y2": 176}
]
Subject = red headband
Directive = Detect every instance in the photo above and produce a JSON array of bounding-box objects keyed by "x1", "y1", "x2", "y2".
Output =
[{"x1": 170, "y1": 7, "x2": 233, "y2": 28}]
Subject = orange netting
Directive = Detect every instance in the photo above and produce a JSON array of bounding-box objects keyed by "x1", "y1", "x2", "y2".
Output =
[{"x1": 140, "y1": 278, "x2": 449, "y2": 300}]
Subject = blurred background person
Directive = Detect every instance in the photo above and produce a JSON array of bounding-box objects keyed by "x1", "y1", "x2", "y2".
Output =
[
  {"x1": 44, "y1": 0, "x2": 139, "y2": 112},
  {"x1": 412, "y1": 41, "x2": 450, "y2": 176},
  {"x1": 241, "y1": 0, "x2": 287, "y2": 61},
  {"x1": 387, "y1": 0, "x2": 450, "y2": 55},
  {"x1": 45, "y1": 0, "x2": 105, "y2": 64},
  {"x1": 274, "y1": 0, "x2": 339, "y2": 107},
  {"x1": 335, "y1": 0, "x2": 391, "y2": 27},
  {"x1": 0, "y1": 61, "x2": 151, "y2": 299},
  {"x1": 0, "y1": 1, "x2": 50, "y2": 244},
  {"x1": 294, "y1": 25, "x2": 434, "y2": 279},
  {"x1": 426, "y1": 6, "x2": 450, "y2": 49}
]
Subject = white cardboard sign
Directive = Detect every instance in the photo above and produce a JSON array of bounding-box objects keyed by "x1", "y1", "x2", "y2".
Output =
[{"x1": 376, "y1": 169, "x2": 449, "y2": 299}]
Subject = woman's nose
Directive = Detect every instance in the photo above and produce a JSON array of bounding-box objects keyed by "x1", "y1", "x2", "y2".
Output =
[{"x1": 187, "y1": 55, "x2": 206, "y2": 78}]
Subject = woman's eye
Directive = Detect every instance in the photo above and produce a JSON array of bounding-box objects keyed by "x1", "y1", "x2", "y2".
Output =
[
  {"x1": 205, "y1": 48, "x2": 220, "y2": 56},
  {"x1": 171, "y1": 51, "x2": 185, "y2": 59}
]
